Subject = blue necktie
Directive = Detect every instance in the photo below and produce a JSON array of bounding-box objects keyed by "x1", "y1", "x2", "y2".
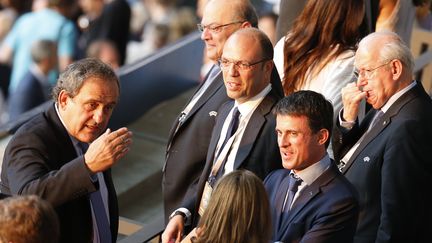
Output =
[
  {"x1": 79, "y1": 142, "x2": 111, "y2": 243},
  {"x1": 90, "y1": 185, "x2": 112, "y2": 243},
  {"x1": 283, "y1": 173, "x2": 302, "y2": 212}
]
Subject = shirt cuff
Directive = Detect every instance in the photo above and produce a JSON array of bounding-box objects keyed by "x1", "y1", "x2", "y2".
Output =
[
  {"x1": 170, "y1": 208, "x2": 192, "y2": 226},
  {"x1": 339, "y1": 109, "x2": 355, "y2": 130}
]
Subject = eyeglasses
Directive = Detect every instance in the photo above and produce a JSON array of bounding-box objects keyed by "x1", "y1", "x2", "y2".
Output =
[
  {"x1": 354, "y1": 61, "x2": 391, "y2": 79},
  {"x1": 218, "y1": 57, "x2": 270, "y2": 71},
  {"x1": 197, "y1": 21, "x2": 244, "y2": 33}
]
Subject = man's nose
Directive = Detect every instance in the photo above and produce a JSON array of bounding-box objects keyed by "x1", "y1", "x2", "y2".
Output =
[
  {"x1": 93, "y1": 109, "x2": 104, "y2": 123},
  {"x1": 278, "y1": 136, "x2": 289, "y2": 147},
  {"x1": 356, "y1": 76, "x2": 368, "y2": 89},
  {"x1": 201, "y1": 28, "x2": 211, "y2": 40},
  {"x1": 228, "y1": 63, "x2": 239, "y2": 76}
]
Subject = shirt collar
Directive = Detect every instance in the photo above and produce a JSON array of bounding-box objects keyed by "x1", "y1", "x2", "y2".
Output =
[
  {"x1": 54, "y1": 102, "x2": 85, "y2": 153},
  {"x1": 380, "y1": 80, "x2": 416, "y2": 113},
  {"x1": 295, "y1": 153, "x2": 331, "y2": 186},
  {"x1": 234, "y1": 84, "x2": 272, "y2": 117}
]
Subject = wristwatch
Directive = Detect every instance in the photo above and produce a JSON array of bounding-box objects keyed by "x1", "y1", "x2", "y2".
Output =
[{"x1": 169, "y1": 210, "x2": 186, "y2": 222}]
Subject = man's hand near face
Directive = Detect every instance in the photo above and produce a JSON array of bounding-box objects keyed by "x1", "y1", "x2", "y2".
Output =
[
  {"x1": 84, "y1": 127, "x2": 133, "y2": 173},
  {"x1": 341, "y1": 82, "x2": 367, "y2": 122}
]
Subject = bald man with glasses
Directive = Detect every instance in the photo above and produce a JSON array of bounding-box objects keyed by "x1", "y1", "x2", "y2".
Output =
[
  {"x1": 333, "y1": 31, "x2": 432, "y2": 242},
  {"x1": 162, "y1": 28, "x2": 282, "y2": 243}
]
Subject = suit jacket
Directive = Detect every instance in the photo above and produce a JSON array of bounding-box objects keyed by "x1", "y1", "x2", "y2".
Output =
[
  {"x1": 162, "y1": 68, "x2": 230, "y2": 222},
  {"x1": 0, "y1": 103, "x2": 119, "y2": 243},
  {"x1": 332, "y1": 82, "x2": 432, "y2": 243},
  {"x1": 163, "y1": 66, "x2": 284, "y2": 222},
  {"x1": 265, "y1": 163, "x2": 359, "y2": 243},
  {"x1": 8, "y1": 70, "x2": 47, "y2": 121},
  {"x1": 182, "y1": 86, "x2": 283, "y2": 227}
]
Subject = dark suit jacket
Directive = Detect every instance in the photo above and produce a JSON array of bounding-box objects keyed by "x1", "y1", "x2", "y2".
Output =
[
  {"x1": 162, "y1": 68, "x2": 230, "y2": 222},
  {"x1": 0, "y1": 103, "x2": 119, "y2": 243},
  {"x1": 8, "y1": 70, "x2": 47, "y2": 121},
  {"x1": 182, "y1": 86, "x2": 283, "y2": 227},
  {"x1": 265, "y1": 163, "x2": 359, "y2": 243},
  {"x1": 332, "y1": 82, "x2": 432, "y2": 243},
  {"x1": 162, "y1": 66, "x2": 283, "y2": 222}
]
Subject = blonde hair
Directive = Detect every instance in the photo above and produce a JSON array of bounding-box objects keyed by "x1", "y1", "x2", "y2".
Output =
[{"x1": 195, "y1": 170, "x2": 271, "y2": 243}]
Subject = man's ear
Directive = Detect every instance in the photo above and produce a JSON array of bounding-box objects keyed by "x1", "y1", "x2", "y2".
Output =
[
  {"x1": 390, "y1": 59, "x2": 403, "y2": 80},
  {"x1": 264, "y1": 60, "x2": 274, "y2": 81},
  {"x1": 265, "y1": 60, "x2": 274, "y2": 72},
  {"x1": 58, "y1": 90, "x2": 69, "y2": 110},
  {"x1": 241, "y1": 21, "x2": 252, "y2": 28},
  {"x1": 317, "y1": 128, "x2": 329, "y2": 146}
]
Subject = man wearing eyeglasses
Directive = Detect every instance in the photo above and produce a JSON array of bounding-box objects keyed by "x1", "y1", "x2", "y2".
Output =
[
  {"x1": 162, "y1": 0, "x2": 282, "y2": 225},
  {"x1": 333, "y1": 31, "x2": 432, "y2": 242},
  {"x1": 162, "y1": 28, "x2": 282, "y2": 243}
]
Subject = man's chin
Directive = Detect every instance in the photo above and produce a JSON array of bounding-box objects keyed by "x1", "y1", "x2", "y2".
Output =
[
  {"x1": 77, "y1": 133, "x2": 100, "y2": 143},
  {"x1": 282, "y1": 160, "x2": 294, "y2": 170},
  {"x1": 205, "y1": 50, "x2": 219, "y2": 62}
]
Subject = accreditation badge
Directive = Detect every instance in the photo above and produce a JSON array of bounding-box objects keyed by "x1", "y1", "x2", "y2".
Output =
[{"x1": 198, "y1": 181, "x2": 213, "y2": 217}]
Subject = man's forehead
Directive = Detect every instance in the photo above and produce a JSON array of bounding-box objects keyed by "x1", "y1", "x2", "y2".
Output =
[
  {"x1": 355, "y1": 47, "x2": 375, "y2": 67},
  {"x1": 202, "y1": 1, "x2": 235, "y2": 24},
  {"x1": 224, "y1": 35, "x2": 260, "y2": 56}
]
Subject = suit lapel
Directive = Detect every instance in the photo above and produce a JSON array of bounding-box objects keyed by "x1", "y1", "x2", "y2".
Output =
[
  {"x1": 341, "y1": 109, "x2": 386, "y2": 173},
  {"x1": 233, "y1": 90, "x2": 277, "y2": 169},
  {"x1": 166, "y1": 71, "x2": 224, "y2": 144},
  {"x1": 183, "y1": 72, "x2": 223, "y2": 125},
  {"x1": 342, "y1": 83, "x2": 424, "y2": 174},
  {"x1": 205, "y1": 102, "x2": 234, "y2": 165},
  {"x1": 274, "y1": 175, "x2": 290, "y2": 232}
]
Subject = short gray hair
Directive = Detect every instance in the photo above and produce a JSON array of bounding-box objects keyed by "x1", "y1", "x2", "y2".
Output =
[
  {"x1": 52, "y1": 58, "x2": 119, "y2": 101},
  {"x1": 364, "y1": 31, "x2": 414, "y2": 73},
  {"x1": 31, "y1": 40, "x2": 57, "y2": 63}
]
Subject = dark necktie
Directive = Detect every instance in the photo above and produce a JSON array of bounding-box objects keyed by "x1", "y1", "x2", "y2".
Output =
[
  {"x1": 215, "y1": 107, "x2": 240, "y2": 159},
  {"x1": 90, "y1": 185, "x2": 112, "y2": 243},
  {"x1": 283, "y1": 173, "x2": 302, "y2": 212},
  {"x1": 79, "y1": 143, "x2": 111, "y2": 243},
  {"x1": 212, "y1": 107, "x2": 240, "y2": 183}
]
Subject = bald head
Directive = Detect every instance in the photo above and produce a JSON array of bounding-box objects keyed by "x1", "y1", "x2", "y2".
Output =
[
  {"x1": 205, "y1": 0, "x2": 258, "y2": 27},
  {"x1": 200, "y1": 0, "x2": 258, "y2": 61},
  {"x1": 226, "y1": 28, "x2": 274, "y2": 60},
  {"x1": 221, "y1": 28, "x2": 274, "y2": 103}
]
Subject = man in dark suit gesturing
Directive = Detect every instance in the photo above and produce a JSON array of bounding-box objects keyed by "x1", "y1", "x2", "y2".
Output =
[
  {"x1": 333, "y1": 31, "x2": 432, "y2": 242},
  {"x1": 0, "y1": 58, "x2": 133, "y2": 243},
  {"x1": 265, "y1": 91, "x2": 359, "y2": 243},
  {"x1": 162, "y1": 28, "x2": 282, "y2": 243}
]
